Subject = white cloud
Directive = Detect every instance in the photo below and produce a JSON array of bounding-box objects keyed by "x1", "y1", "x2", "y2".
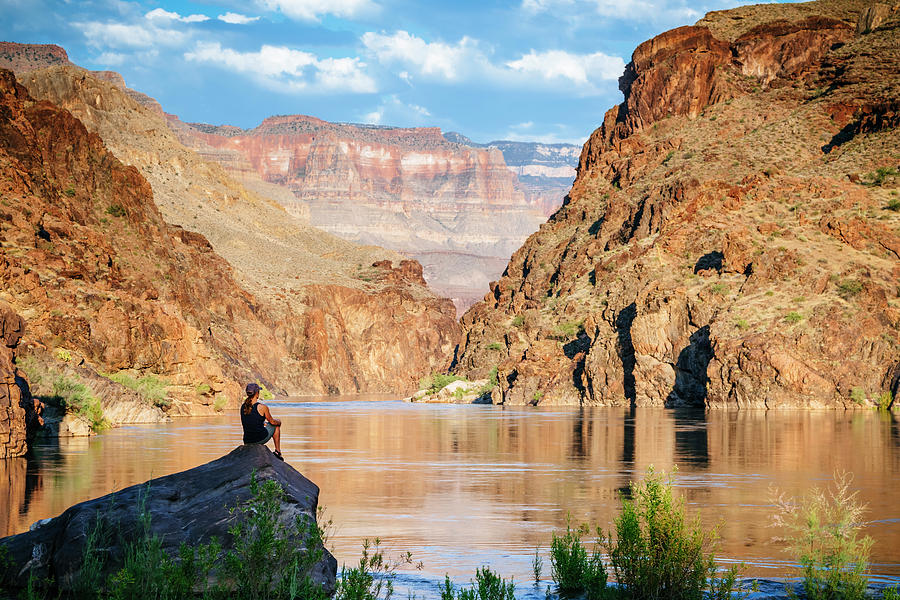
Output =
[
  {"x1": 506, "y1": 50, "x2": 624, "y2": 86},
  {"x1": 184, "y1": 42, "x2": 377, "y2": 93},
  {"x1": 218, "y1": 12, "x2": 261, "y2": 24},
  {"x1": 257, "y1": 0, "x2": 378, "y2": 22},
  {"x1": 522, "y1": 0, "x2": 701, "y2": 23},
  {"x1": 77, "y1": 20, "x2": 189, "y2": 49},
  {"x1": 362, "y1": 94, "x2": 430, "y2": 125},
  {"x1": 362, "y1": 31, "x2": 487, "y2": 81},
  {"x1": 145, "y1": 8, "x2": 209, "y2": 23},
  {"x1": 363, "y1": 30, "x2": 623, "y2": 93},
  {"x1": 95, "y1": 51, "x2": 126, "y2": 65}
]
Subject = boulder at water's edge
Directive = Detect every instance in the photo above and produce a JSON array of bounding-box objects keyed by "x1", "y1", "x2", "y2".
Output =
[{"x1": 0, "y1": 444, "x2": 337, "y2": 593}]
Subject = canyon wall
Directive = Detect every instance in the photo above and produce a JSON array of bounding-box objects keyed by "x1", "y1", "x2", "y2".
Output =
[
  {"x1": 452, "y1": 0, "x2": 900, "y2": 409},
  {"x1": 172, "y1": 117, "x2": 559, "y2": 313},
  {"x1": 443, "y1": 133, "x2": 579, "y2": 218},
  {"x1": 0, "y1": 65, "x2": 458, "y2": 414}
]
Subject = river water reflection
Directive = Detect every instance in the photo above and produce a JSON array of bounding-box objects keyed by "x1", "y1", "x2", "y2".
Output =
[{"x1": 3, "y1": 400, "x2": 899, "y2": 594}]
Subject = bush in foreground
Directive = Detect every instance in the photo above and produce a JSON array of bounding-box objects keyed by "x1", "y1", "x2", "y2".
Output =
[
  {"x1": 550, "y1": 521, "x2": 607, "y2": 599},
  {"x1": 772, "y1": 472, "x2": 873, "y2": 600},
  {"x1": 606, "y1": 467, "x2": 741, "y2": 600},
  {"x1": 440, "y1": 567, "x2": 515, "y2": 600}
]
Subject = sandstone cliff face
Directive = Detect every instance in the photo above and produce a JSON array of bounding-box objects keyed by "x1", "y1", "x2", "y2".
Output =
[
  {"x1": 0, "y1": 305, "x2": 34, "y2": 458},
  {"x1": 173, "y1": 116, "x2": 551, "y2": 313},
  {"x1": 0, "y1": 68, "x2": 457, "y2": 412},
  {"x1": 0, "y1": 42, "x2": 72, "y2": 73},
  {"x1": 453, "y1": 1, "x2": 900, "y2": 409},
  {"x1": 442, "y1": 133, "x2": 579, "y2": 218}
]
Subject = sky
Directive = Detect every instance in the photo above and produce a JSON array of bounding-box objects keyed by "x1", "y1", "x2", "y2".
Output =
[{"x1": 1, "y1": 0, "x2": 788, "y2": 144}]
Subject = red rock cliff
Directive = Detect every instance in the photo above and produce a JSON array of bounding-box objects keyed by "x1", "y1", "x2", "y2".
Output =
[
  {"x1": 0, "y1": 68, "x2": 458, "y2": 412},
  {"x1": 173, "y1": 115, "x2": 552, "y2": 313},
  {"x1": 452, "y1": 1, "x2": 899, "y2": 409}
]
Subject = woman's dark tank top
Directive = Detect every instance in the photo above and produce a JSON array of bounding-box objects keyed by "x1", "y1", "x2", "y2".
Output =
[{"x1": 240, "y1": 403, "x2": 267, "y2": 443}]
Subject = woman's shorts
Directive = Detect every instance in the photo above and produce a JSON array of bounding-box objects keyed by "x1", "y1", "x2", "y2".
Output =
[{"x1": 252, "y1": 422, "x2": 276, "y2": 445}]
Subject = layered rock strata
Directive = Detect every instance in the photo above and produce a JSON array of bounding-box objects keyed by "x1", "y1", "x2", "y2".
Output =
[
  {"x1": 452, "y1": 0, "x2": 900, "y2": 409},
  {"x1": 0, "y1": 445, "x2": 337, "y2": 594},
  {"x1": 442, "y1": 132, "x2": 579, "y2": 218},
  {"x1": 172, "y1": 116, "x2": 554, "y2": 313},
  {"x1": 0, "y1": 305, "x2": 34, "y2": 458},
  {"x1": 0, "y1": 68, "x2": 457, "y2": 413}
]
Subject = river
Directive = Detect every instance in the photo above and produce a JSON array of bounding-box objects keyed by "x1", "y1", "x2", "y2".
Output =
[{"x1": 2, "y1": 399, "x2": 899, "y2": 597}]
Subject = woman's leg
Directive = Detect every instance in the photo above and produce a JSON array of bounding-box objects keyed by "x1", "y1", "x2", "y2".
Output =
[{"x1": 272, "y1": 424, "x2": 281, "y2": 453}]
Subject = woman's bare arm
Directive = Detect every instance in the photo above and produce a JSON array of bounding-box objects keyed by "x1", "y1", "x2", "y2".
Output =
[{"x1": 259, "y1": 403, "x2": 282, "y2": 426}]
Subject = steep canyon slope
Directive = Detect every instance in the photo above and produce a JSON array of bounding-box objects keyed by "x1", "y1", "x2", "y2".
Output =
[
  {"x1": 0, "y1": 66, "x2": 458, "y2": 415},
  {"x1": 171, "y1": 117, "x2": 562, "y2": 313},
  {"x1": 453, "y1": 0, "x2": 900, "y2": 408}
]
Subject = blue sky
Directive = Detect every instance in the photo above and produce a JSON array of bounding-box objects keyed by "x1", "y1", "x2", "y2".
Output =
[{"x1": 2, "y1": 0, "x2": 786, "y2": 144}]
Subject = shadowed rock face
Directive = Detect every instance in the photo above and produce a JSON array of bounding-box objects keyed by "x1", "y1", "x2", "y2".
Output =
[
  {"x1": 453, "y1": 1, "x2": 900, "y2": 408},
  {"x1": 0, "y1": 304, "x2": 34, "y2": 458},
  {"x1": 0, "y1": 445, "x2": 337, "y2": 594}
]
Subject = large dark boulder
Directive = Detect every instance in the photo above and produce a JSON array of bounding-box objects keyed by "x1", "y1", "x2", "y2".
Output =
[{"x1": 0, "y1": 445, "x2": 337, "y2": 593}]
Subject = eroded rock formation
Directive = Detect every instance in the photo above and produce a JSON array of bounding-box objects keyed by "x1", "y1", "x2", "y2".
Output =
[
  {"x1": 0, "y1": 67, "x2": 457, "y2": 413},
  {"x1": 0, "y1": 445, "x2": 337, "y2": 594},
  {"x1": 453, "y1": 1, "x2": 900, "y2": 409},
  {"x1": 0, "y1": 304, "x2": 34, "y2": 458}
]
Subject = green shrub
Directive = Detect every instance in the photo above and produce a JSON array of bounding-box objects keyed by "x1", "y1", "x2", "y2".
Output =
[
  {"x1": 420, "y1": 373, "x2": 464, "y2": 394},
  {"x1": 735, "y1": 319, "x2": 749, "y2": 330},
  {"x1": 883, "y1": 586, "x2": 900, "y2": 600},
  {"x1": 886, "y1": 199, "x2": 900, "y2": 212},
  {"x1": 213, "y1": 395, "x2": 228, "y2": 413},
  {"x1": 104, "y1": 372, "x2": 170, "y2": 408},
  {"x1": 710, "y1": 283, "x2": 728, "y2": 295},
  {"x1": 478, "y1": 367, "x2": 499, "y2": 396},
  {"x1": 606, "y1": 467, "x2": 738, "y2": 600},
  {"x1": 876, "y1": 392, "x2": 893, "y2": 411},
  {"x1": 106, "y1": 204, "x2": 126, "y2": 217},
  {"x1": 258, "y1": 382, "x2": 274, "y2": 400},
  {"x1": 550, "y1": 522, "x2": 607, "y2": 599},
  {"x1": 334, "y1": 538, "x2": 417, "y2": 600},
  {"x1": 224, "y1": 475, "x2": 330, "y2": 600},
  {"x1": 72, "y1": 509, "x2": 111, "y2": 599},
  {"x1": 511, "y1": 315, "x2": 525, "y2": 328},
  {"x1": 486, "y1": 342, "x2": 503, "y2": 351},
  {"x1": 837, "y1": 280, "x2": 863, "y2": 299},
  {"x1": 772, "y1": 473, "x2": 873, "y2": 600},
  {"x1": 555, "y1": 320, "x2": 585, "y2": 339},
  {"x1": 54, "y1": 348, "x2": 73, "y2": 362},
  {"x1": 868, "y1": 166, "x2": 898, "y2": 186},
  {"x1": 532, "y1": 390, "x2": 544, "y2": 403},
  {"x1": 663, "y1": 150, "x2": 675, "y2": 165},
  {"x1": 532, "y1": 548, "x2": 543, "y2": 584},
  {"x1": 107, "y1": 487, "x2": 220, "y2": 600},
  {"x1": 785, "y1": 312, "x2": 804, "y2": 324},
  {"x1": 439, "y1": 567, "x2": 515, "y2": 600},
  {"x1": 64, "y1": 187, "x2": 76, "y2": 197},
  {"x1": 196, "y1": 383, "x2": 211, "y2": 396},
  {"x1": 52, "y1": 375, "x2": 108, "y2": 432},
  {"x1": 850, "y1": 387, "x2": 867, "y2": 405}
]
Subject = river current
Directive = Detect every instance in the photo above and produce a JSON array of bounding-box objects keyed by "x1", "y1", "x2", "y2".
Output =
[{"x1": 3, "y1": 400, "x2": 899, "y2": 597}]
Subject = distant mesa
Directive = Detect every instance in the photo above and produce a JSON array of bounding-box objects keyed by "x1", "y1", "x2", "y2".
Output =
[{"x1": 172, "y1": 114, "x2": 579, "y2": 313}]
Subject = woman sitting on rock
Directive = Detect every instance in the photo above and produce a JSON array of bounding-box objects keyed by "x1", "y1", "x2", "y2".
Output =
[{"x1": 240, "y1": 382, "x2": 283, "y2": 460}]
